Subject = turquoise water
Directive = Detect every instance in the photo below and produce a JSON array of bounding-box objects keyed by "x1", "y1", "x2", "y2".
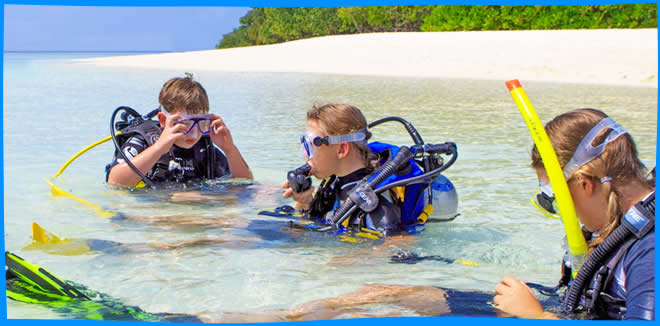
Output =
[{"x1": 3, "y1": 52, "x2": 657, "y2": 320}]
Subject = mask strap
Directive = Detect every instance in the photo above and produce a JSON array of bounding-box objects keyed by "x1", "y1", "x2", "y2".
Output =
[
  {"x1": 325, "y1": 129, "x2": 368, "y2": 145},
  {"x1": 563, "y1": 117, "x2": 628, "y2": 178}
]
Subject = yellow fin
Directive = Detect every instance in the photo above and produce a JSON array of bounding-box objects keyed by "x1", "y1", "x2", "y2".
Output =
[
  {"x1": 44, "y1": 178, "x2": 115, "y2": 218},
  {"x1": 31, "y1": 222, "x2": 63, "y2": 244},
  {"x1": 455, "y1": 259, "x2": 479, "y2": 266},
  {"x1": 354, "y1": 232, "x2": 380, "y2": 240},
  {"x1": 24, "y1": 224, "x2": 91, "y2": 255},
  {"x1": 358, "y1": 228, "x2": 383, "y2": 237},
  {"x1": 338, "y1": 235, "x2": 365, "y2": 243}
]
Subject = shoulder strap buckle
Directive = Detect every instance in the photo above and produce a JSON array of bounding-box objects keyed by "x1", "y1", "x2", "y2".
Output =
[
  {"x1": 584, "y1": 265, "x2": 610, "y2": 313},
  {"x1": 348, "y1": 180, "x2": 379, "y2": 213}
]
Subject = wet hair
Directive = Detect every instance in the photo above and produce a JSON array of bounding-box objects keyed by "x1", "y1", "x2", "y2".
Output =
[
  {"x1": 159, "y1": 72, "x2": 209, "y2": 114},
  {"x1": 531, "y1": 108, "x2": 653, "y2": 255},
  {"x1": 307, "y1": 104, "x2": 379, "y2": 172}
]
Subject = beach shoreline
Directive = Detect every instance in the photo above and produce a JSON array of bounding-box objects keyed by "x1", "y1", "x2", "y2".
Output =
[{"x1": 77, "y1": 29, "x2": 657, "y2": 88}]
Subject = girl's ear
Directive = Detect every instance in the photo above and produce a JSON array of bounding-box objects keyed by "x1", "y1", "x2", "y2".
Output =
[
  {"x1": 577, "y1": 174, "x2": 595, "y2": 196},
  {"x1": 337, "y1": 142, "x2": 350, "y2": 159}
]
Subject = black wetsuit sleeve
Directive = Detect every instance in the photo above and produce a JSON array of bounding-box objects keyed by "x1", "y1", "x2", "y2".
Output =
[
  {"x1": 214, "y1": 148, "x2": 231, "y2": 178},
  {"x1": 622, "y1": 232, "x2": 655, "y2": 320},
  {"x1": 105, "y1": 135, "x2": 148, "y2": 181}
]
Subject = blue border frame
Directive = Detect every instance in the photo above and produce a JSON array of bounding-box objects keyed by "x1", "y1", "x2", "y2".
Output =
[
  {"x1": 2, "y1": 1, "x2": 658, "y2": 326},
  {"x1": 0, "y1": 1, "x2": 655, "y2": 6}
]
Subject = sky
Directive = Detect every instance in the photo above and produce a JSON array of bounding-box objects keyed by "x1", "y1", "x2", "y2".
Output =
[{"x1": 4, "y1": 5, "x2": 251, "y2": 52}]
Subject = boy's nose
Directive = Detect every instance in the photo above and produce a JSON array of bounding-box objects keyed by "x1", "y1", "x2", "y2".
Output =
[{"x1": 186, "y1": 127, "x2": 201, "y2": 138}]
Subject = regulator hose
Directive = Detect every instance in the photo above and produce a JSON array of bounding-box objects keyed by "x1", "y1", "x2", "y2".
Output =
[
  {"x1": 110, "y1": 106, "x2": 156, "y2": 188},
  {"x1": 330, "y1": 146, "x2": 414, "y2": 228}
]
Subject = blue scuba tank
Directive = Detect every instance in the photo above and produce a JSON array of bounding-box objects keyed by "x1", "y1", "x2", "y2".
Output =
[{"x1": 427, "y1": 174, "x2": 458, "y2": 219}]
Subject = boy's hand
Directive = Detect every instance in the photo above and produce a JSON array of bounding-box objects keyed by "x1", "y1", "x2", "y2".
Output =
[
  {"x1": 493, "y1": 276, "x2": 545, "y2": 319},
  {"x1": 282, "y1": 180, "x2": 314, "y2": 210},
  {"x1": 155, "y1": 113, "x2": 187, "y2": 153},
  {"x1": 209, "y1": 114, "x2": 235, "y2": 152}
]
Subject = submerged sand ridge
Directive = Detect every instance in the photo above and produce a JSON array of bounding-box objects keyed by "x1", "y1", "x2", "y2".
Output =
[{"x1": 77, "y1": 29, "x2": 657, "y2": 87}]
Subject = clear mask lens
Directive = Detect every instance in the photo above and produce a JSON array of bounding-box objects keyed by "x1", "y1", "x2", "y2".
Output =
[
  {"x1": 176, "y1": 117, "x2": 212, "y2": 136},
  {"x1": 300, "y1": 135, "x2": 315, "y2": 158},
  {"x1": 530, "y1": 183, "x2": 560, "y2": 219}
]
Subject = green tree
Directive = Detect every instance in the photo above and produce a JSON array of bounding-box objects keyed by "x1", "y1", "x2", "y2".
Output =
[
  {"x1": 420, "y1": 4, "x2": 657, "y2": 32},
  {"x1": 218, "y1": 4, "x2": 657, "y2": 49},
  {"x1": 337, "y1": 6, "x2": 433, "y2": 33}
]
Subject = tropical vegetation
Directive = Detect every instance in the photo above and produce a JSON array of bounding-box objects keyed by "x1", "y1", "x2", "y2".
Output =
[{"x1": 217, "y1": 4, "x2": 657, "y2": 49}]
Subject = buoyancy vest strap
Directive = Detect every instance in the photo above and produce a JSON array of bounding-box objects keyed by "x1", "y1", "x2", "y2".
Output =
[
  {"x1": 308, "y1": 176, "x2": 336, "y2": 219},
  {"x1": 603, "y1": 237, "x2": 639, "y2": 289},
  {"x1": 207, "y1": 137, "x2": 216, "y2": 179},
  {"x1": 584, "y1": 237, "x2": 637, "y2": 317},
  {"x1": 584, "y1": 191, "x2": 655, "y2": 318},
  {"x1": 114, "y1": 119, "x2": 168, "y2": 183},
  {"x1": 339, "y1": 198, "x2": 352, "y2": 228}
]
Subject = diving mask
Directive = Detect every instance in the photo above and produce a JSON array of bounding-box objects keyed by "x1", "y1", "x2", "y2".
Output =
[
  {"x1": 160, "y1": 106, "x2": 212, "y2": 136},
  {"x1": 531, "y1": 116, "x2": 628, "y2": 220},
  {"x1": 177, "y1": 117, "x2": 212, "y2": 136},
  {"x1": 299, "y1": 129, "x2": 368, "y2": 158},
  {"x1": 531, "y1": 182, "x2": 560, "y2": 219}
]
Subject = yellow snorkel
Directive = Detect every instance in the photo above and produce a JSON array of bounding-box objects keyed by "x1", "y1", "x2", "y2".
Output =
[
  {"x1": 44, "y1": 106, "x2": 158, "y2": 218},
  {"x1": 44, "y1": 134, "x2": 119, "y2": 218},
  {"x1": 53, "y1": 133, "x2": 119, "y2": 178},
  {"x1": 506, "y1": 79, "x2": 587, "y2": 275}
]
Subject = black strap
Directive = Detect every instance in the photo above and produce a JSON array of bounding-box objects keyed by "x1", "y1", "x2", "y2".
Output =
[
  {"x1": 207, "y1": 137, "x2": 216, "y2": 179},
  {"x1": 584, "y1": 191, "x2": 655, "y2": 318},
  {"x1": 308, "y1": 176, "x2": 337, "y2": 219},
  {"x1": 602, "y1": 237, "x2": 639, "y2": 291},
  {"x1": 150, "y1": 149, "x2": 176, "y2": 182}
]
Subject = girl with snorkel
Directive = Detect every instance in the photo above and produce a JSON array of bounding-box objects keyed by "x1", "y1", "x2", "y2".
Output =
[{"x1": 494, "y1": 108, "x2": 655, "y2": 320}]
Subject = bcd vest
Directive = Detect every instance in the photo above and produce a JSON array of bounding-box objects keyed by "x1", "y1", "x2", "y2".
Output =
[{"x1": 107, "y1": 119, "x2": 217, "y2": 183}]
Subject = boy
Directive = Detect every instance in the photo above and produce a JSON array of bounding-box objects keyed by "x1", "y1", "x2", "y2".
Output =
[{"x1": 106, "y1": 73, "x2": 252, "y2": 187}]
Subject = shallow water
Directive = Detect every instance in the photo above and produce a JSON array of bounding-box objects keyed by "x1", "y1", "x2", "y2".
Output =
[{"x1": 3, "y1": 52, "x2": 657, "y2": 320}]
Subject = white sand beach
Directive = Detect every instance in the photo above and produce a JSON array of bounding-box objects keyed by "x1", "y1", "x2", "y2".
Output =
[{"x1": 78, "y1": 29, "x2": 657, "y2": 87}]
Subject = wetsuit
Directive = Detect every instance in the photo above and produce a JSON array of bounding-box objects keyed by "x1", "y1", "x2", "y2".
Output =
[
  {"x1": 577, "y1": 191, "x2": 655, "y2": 320},
  {"x1": 106, "y1": 134, "x2": 230, "y2": 184},
  {"x1": 602, "y1": 230, "x2": 655, "y2": 319},
  {"x1": 308, "y1": 168, "x2": 403, "y2": 235}
]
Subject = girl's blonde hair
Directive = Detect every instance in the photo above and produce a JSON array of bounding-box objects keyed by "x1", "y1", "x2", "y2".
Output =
[
  {"x1": 307, "y1": 104, "x2": 379, "y2": 172},
  {"x1": 531, "y1": 108, "x2": 653, "y2": 256}
]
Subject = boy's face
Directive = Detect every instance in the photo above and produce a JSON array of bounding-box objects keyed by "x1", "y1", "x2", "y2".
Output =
[{"x1": 160, "y1": 107, "x2": 208, "y2": 149}]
